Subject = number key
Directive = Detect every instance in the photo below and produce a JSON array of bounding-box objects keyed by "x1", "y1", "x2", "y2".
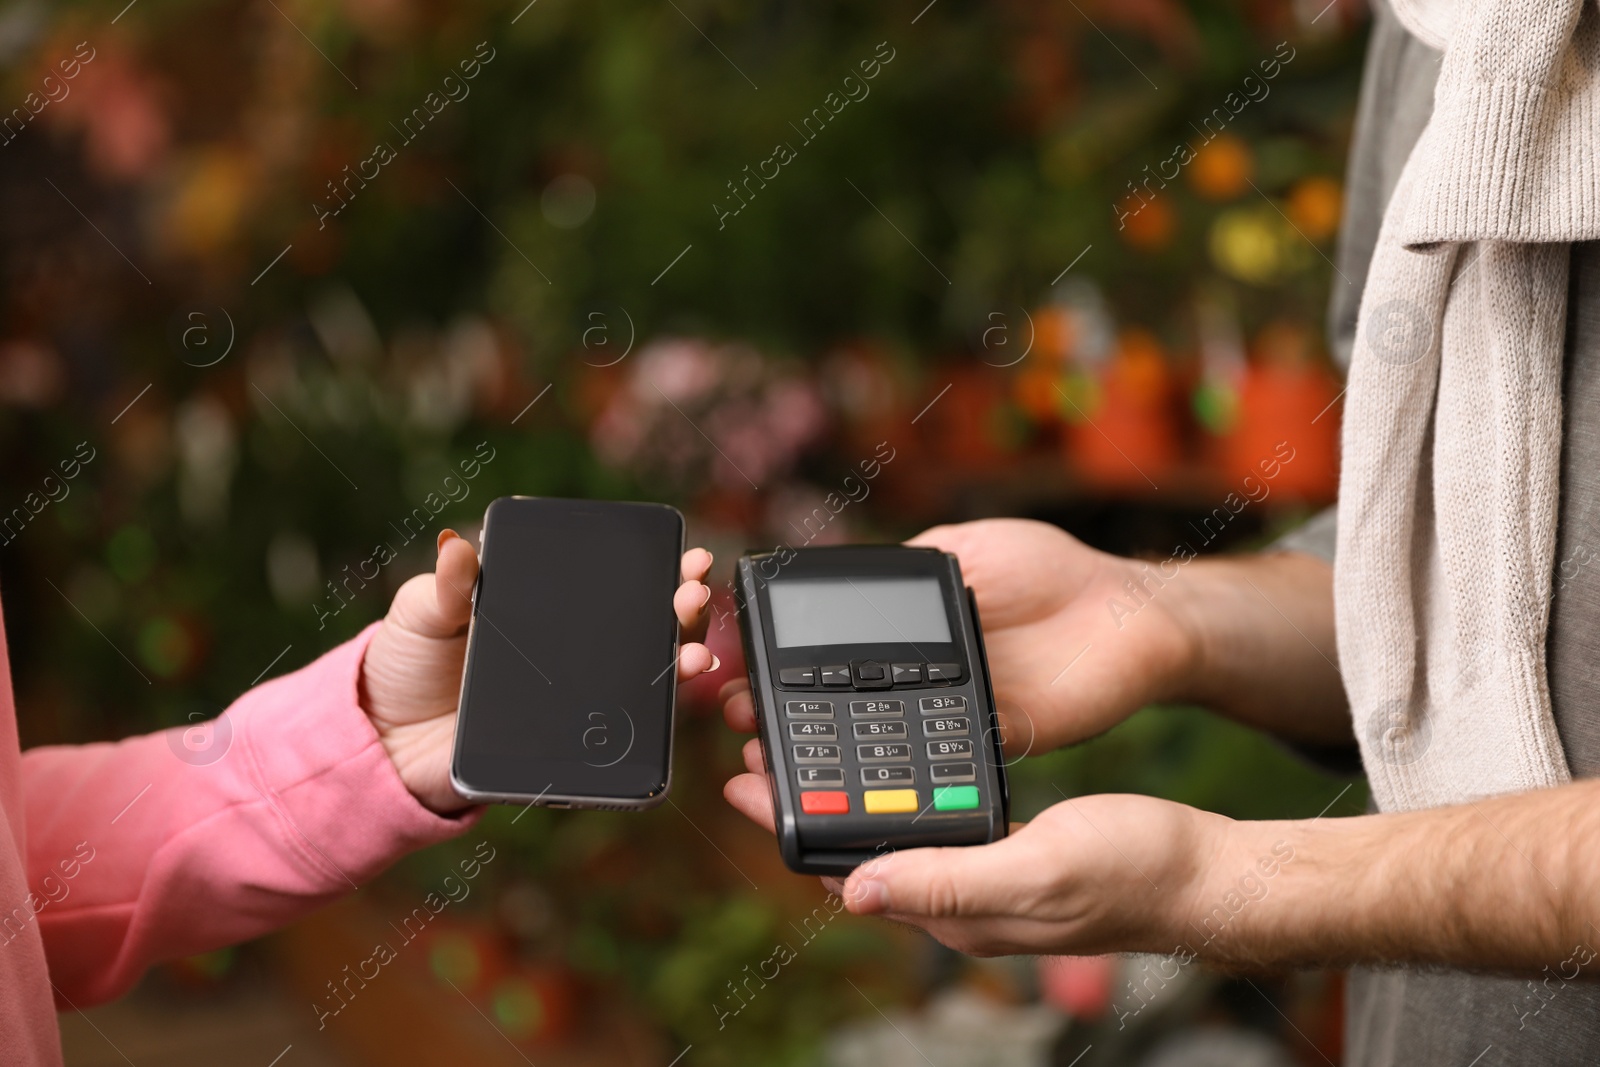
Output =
[
  {"x1": 926, "y1": 738, "x2": 974, "y2": 760},
  {"x1": 850, "y1": 699, "x2": 905, "y2": 718}
]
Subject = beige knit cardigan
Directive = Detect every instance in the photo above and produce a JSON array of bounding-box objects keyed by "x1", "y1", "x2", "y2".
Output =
[{"x1": 1336, "y1": 0, "x2": 1600, "y2": 811}]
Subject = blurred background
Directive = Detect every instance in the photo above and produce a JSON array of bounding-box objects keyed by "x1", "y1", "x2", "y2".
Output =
[{"x1": 0, "y1": 0, "x2": 1369, "y2": 1063}]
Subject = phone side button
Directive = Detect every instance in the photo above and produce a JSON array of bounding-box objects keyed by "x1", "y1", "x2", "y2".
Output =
[{"x1": 800, "y1": 791, "x2": 850, "y2": 815}]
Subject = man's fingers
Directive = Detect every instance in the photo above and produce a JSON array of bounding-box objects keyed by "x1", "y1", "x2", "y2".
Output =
[
  {"x1": 722, "y1": 682, "x2": 756, "y2": 733},
  {"x1": 841, "y1": 836, "x2": 1030, "y2": 919},
  {"x1": 723, "y1": 772, "x2": 777, "y2": 833},
  {"x1": 905, "y1": 524, "x2": 966, "y2": 555}
]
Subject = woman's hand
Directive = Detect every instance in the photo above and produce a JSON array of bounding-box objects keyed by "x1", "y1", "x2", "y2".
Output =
[
  {"x1": 722, "y1": 518, "x2": 1198, "y2": 828},
  {"x1": 361, "y1": 530, "x2": 718, "y2": 813},
  {"x1": 830, "y1": 794, "x2": 1232, "y2": 959}
]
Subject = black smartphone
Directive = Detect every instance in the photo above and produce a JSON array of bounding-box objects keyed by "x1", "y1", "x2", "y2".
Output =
[{"x1": 450, "y1": 496, "x2": 685, "y2": 810}]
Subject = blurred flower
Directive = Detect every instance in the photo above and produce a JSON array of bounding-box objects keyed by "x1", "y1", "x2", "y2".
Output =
[
  {"x1": 428, "y1": 930, "x2": 484, "y2": 990},
  {"x1": 1118, "y1": 192, "x2": 1175, "y2": 250},
  {"x1": 541, "y1": 173, "x2": 596, "y2": 229},
  {"x1": 1188, "y1": 133, "x2": 1253, "y2": 200},
  {"x1": 634, "y1": 338, "x2": 722, "y2": 405},
  {"x1": 48, "y1": 43, "x2": 170, "y2": 181},
  {"x1": 766, "y1": 485, "x2": 852, "y2": 547},
  {"x1": 593, "y1": 338, "x2": 827, "y2": 492},
  {"x1": 138, "y1": 615, "x2": 197, "y2": 678},
  {"x1": 107, "y1": 524, "x2": 157, "y2": 583},
  {"x1": 309, "y1": 284, "x2": 381, "y2": 365},
  {"x1": 1208, "y1": 204, "x2": 1309, "y2": 285},
  {"x1": 160, "y1": 147, "x2": 256, "y2": 258},
  {"x1": 0, "y1": 340, "x2": 64, "y2": 406},
  {"x1": 340, "y1": 0, "x2": 415, "y2": 43},
  {"x1": 1057, "y1": 368, "x2": 1102, "y2": 422},
  {"x1": 1193, "y1": 288, "x2": 1246, "y2": 434},
  {"x1": 1056, "y1": 278, "x2": 1116, "y2": 367},
  {"x1": 1287, "y1": 176, "x2": 1343, "y2": 242},
  {"x1": 1037, "y1": 955, "x2": 1113, "y2": 1019},
  {"x1": 266, "y1": 530, "x2": 320, "y2": 607},
  {"x1": 175, "y1": 395, "x2": 237, "y2": 528},
  {"x1": 110, "y1": 404, "x2": 173, "y2": 489},
  {"x1": 65, "y1": 565, "x2": 119, "y2": 624},
  {"x1": 1253, "y1": 318, "x2": 1316, "y2": 368}
]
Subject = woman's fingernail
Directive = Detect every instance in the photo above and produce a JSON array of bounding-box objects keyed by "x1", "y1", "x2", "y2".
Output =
[
  {"x1": 437, "y1": 529, "x2": 458, "y2": 552},
  {"x1": 699, "y1": 585, "x2": 712, "y2": 609},
  {"x1": 704, "y1": 550, "x2": 714, "y2": 569},
  {"x1": 847, "y1": 879, "x2": 889, "y2": 912},
  {"x1": 709, "y1": 654, "x2": 722, "y2": 672}
]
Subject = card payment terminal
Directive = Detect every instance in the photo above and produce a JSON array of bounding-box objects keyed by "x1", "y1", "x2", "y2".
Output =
[{"x1": 735, "y1": 545, "x2": 1009, "y2": 874}]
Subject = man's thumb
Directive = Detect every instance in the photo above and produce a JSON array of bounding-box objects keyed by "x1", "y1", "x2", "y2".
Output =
[{"x1": 841, "y1": 837, "x2": 1021, "y2": 919}]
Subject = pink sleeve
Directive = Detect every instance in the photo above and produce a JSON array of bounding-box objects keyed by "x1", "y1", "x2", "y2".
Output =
[{"x1": 21, "y1": 625, "x2": 477, "y2": 1007}]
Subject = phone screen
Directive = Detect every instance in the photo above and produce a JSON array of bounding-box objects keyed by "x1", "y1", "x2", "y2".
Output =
[{"x1": 453, "y1": 498, "x2": 683, "y2": 803}]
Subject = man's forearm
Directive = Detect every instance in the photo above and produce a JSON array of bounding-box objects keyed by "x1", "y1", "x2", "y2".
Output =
[
  {"x1": 1179, "y1": 779, "x2": 1600, "y2": 976},
  {"x1": 1162, "y1": 551, "x2": 1350, "y2": 745}
]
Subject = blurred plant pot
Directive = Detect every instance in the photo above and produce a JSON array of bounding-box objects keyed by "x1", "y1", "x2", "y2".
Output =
[{"x1": 1062, "y1": 330, "x2": 1176, "y2": 492}]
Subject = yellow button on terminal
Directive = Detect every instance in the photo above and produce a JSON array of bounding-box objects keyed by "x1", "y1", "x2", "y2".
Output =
[{"x1": 862, "y1": 789, "x2": 919, "y2": 814}]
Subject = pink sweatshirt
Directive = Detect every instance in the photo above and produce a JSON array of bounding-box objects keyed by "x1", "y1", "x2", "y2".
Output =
[{"x1": 0, "y1": 618, "x2": 473, "y2": 1063}]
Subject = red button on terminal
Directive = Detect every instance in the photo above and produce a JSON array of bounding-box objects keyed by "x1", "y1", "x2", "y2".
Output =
[{"x1": 800, "y1": 790, "x2": 850, "y2": 815}]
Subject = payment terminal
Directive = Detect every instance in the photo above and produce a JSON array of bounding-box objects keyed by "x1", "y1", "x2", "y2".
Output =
[{"x1": 735, "y1": 545, "x2": 1009, "y2": 874}]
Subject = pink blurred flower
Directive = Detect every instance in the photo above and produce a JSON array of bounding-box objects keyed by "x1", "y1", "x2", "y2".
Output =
[{"x1": 1037, "y1": 955, "x2": 1115, "y2": 1020}]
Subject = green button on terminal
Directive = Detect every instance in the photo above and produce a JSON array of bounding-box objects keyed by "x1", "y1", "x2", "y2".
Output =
[{"x1": 933, "y1": 785, "x2": 980, "y2": 811}]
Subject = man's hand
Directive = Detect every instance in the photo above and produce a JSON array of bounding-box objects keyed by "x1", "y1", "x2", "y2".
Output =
[
  {"x1": 828, "y1": 794, "x2": 1230, "y2": 958},
  {"x1": 361, "y1": 530, "x2": 718, "y2": 813},
  {"x1": 831, "y1": 779, "x2": 1600, "y2": 980},
  {"x1": 722, "y1": 519, "x2": 1196, "y2": 770},
  {"x1": 905, "y1": 519, "x2": 1201, "y2": 751}
]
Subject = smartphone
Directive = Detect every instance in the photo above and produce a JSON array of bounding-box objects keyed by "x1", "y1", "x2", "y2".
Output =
[{"x1": 450, "y1": 496, "x2": 685, "y2": 810}]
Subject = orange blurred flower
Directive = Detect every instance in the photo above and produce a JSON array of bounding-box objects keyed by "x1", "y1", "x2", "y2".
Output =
[
  {"x1": 1287, "y1": 176, "x2": 1343, "y2": 242},
  {"x1": 1118, "y1": 193, "x2": 1175, "y2": 250},
  {"x1": 1188, "y1": 133, "x2": 1253, "y2": 200}
]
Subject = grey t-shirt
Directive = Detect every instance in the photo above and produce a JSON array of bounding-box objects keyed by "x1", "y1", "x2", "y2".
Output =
[{"x1": 1281, "y1": 2, "x2": 1600, "y2": 1062}]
